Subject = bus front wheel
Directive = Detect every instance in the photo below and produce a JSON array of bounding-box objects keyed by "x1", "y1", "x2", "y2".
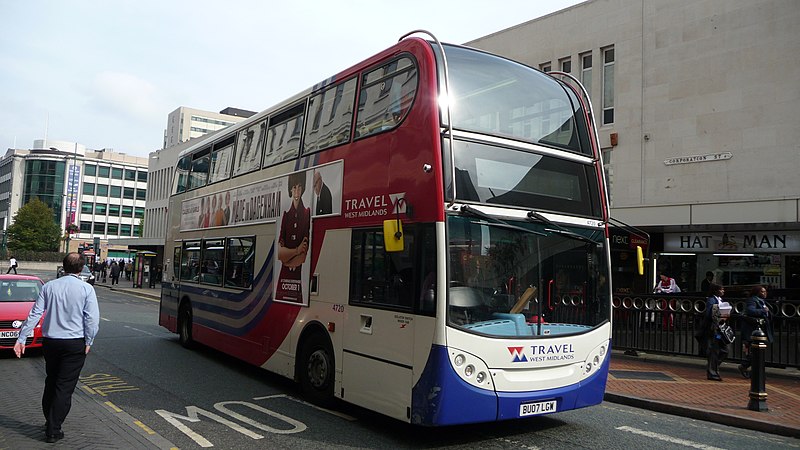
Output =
[
  {"x1": 298, "y1": 333, "x2": 334, "y2": 406},
  {"x1": 178, "y1": 303, "x2": 194, "y2": 349}
]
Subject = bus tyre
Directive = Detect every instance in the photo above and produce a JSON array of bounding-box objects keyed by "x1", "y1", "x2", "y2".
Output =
[
  {"x1": 178, "y1": 303, "x2": 194, "y2": 349},
  {"x1": 299, "y1": 333, "x2": 334, "y2": 407}
]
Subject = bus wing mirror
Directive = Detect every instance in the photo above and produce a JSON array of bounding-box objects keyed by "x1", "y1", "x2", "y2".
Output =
[
  {"x1": 383, "y1": 219, "x2": 404, "y2": 252},
  {"x1": 636, "y1": 246, "x2": 645, "y2": 276}
]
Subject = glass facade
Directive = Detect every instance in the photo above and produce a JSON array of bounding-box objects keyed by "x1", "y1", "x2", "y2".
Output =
[{"x1": 23, "y1": 159, "x2": 66, "y2": 225}]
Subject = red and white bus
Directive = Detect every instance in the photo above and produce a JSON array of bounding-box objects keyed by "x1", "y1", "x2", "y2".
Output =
[{"x1": 160, "y1": 32, "x2": 613, "y2": 425}]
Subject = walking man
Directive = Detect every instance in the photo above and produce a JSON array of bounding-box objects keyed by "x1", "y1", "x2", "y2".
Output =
[
  {"x1": 6, "y1": 255, "x2": 17, "y2": 274},
  {"x1": 13, "y1": 252, "x2": 100, "y2": 443},
  {"x1": 110, "y1": 260, "x2": 121, "y2": 285}
]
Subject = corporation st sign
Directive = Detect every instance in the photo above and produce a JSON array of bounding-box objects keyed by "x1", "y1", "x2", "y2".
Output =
[{"x1": 663, "y1": 152, "x2": 732, "y2": 166}]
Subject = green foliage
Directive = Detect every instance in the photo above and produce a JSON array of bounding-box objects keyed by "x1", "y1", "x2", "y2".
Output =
[{"x1": 7, "y1": 198, "x2": 62, "y2": 252}]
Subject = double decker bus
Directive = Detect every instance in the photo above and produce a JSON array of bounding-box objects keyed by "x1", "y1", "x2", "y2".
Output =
[{"x1": 160, "y1": 31, "x2": 613, "y2": 426}]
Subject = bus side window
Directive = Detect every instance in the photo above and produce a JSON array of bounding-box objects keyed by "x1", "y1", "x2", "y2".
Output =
[
  {"x1": 225, "y1": 237, "x2": 255, "y2": 289},
  {"x1": 355, "y1": 56, "x2": 418, "y2": 140},
  {"x1": 350, "y1": 228, "x2": 414, "y2": 310}
]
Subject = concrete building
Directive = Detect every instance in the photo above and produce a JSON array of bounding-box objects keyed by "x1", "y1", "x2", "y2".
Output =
[
  {"x1": 0, "y1": 139, "x2": 148, "y2": 261},
  {"x1": 163, "y1": 106, "x2": 255, "y2": 149},
  {"x1": 467, "y1": 0, "x2": 800, "y2": 294}
]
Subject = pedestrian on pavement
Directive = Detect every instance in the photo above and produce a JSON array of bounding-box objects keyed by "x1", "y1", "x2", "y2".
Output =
[
  {"x1": 654, "y1": 272, "x2": 680, "y2": 294},
  {"x1": 13, "y1": 252, "x2": 100, "y2": 443},
  {"x1": 737, "y1": 285, "x2": 774, "y2": 378},
  {"x1": 700, "y1": 271, "x2": 714, "y2": 296},
  {"x1": 110, "y1": 260, "x2": 121, "y2": 285},
  {"x1": 124, "y1": 261, "x2": 132, "y2": 281},
  {"x1": 703, "y1": 283, "x2": 728, "y2": 381},
  {"x1": 101, "y1": 259, "x2": 108, "y2": 283},
  {"x1": 6, "y1": 255, "x2": 18, "y2": 274}
]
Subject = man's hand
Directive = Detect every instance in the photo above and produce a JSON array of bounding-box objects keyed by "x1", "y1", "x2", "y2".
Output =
[
  {"x1": 13, "y1": 342, "x2": 25, "y2": 358},
  {"x1": 85, "y1": 345, "x2": 91, "y2": 355}
]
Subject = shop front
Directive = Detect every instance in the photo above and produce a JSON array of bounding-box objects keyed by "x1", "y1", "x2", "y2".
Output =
[{"x1": 654, "y1": 230, "x2": 800, "y2": 298}]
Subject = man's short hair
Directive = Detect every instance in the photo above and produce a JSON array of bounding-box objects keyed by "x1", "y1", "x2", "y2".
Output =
[{"x1": 63, "y1": 252, "x2": 83, "y2": 274}]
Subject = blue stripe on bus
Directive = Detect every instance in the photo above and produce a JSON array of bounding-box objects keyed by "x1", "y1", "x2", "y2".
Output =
[
  {"x1": 411, "y1": 344, "x2": 610, "y2": 426},
  {"x1": 183, "y1": 246, "x2": 276, "y2": 337}
]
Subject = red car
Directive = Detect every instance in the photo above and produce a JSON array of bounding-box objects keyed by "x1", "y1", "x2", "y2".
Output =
[{"x1": 0, "y1": 275, "x2": 45, "y2": 350}]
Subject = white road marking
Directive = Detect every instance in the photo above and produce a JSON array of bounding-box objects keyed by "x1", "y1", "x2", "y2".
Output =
[
  {"x1": 124, "y1": 325, "x2": 155, "y2": 336},
  {"x1": 616, "y1": 426, "x2": 726, "y2": 449}
]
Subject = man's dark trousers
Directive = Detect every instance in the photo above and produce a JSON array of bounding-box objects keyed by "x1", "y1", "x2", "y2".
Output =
[{"x1": 42, "y1": 338, "x2": 87, "y2": 435}]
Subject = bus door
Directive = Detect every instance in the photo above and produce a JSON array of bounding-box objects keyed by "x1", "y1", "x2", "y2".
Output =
[{"x1": 342, "y1": 228, "x2": 417, "y2": 421}]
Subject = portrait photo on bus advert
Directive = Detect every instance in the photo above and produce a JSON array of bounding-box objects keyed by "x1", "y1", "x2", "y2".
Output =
[{"x1": 274, "y1": 170, "x2": 312, "y2": 305}]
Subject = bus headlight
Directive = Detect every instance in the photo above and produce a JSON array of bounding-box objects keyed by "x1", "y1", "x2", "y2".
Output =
[
  {"x1": 449, "y1": 348, "x2": 494, "y2": 391},
  {"x1": 583, "y1": 341, "x2": 609, "y2": 377}
]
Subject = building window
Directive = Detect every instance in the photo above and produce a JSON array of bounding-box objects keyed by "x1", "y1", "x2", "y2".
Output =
[
  {"x1": 110, "y1": 185, "x2": 122, "y2": 198},
  {"x1": 120, "y1": 224, "x2": 132, "y2": 236},
  {"x1": 134, "y1": 207, "x2": 144, "y2": 218},
  {"x1": 137, "y1": 171, "x2": 147, "y2": 182},
  {"x1": 125, "y1": 169, "x2": 136, "y2": 181},
  {"x1": 80, "y1": 221, "x2": 92, "y2": 233},
  {"x1": 559, "y1": 57, "x2": 572, "y2": 73},
  {"x1": 98, "y1": 166, "x2": 110, "y2": 178},
  {"x1": 96, "y1": 184, "x2": 109, "y2": 197},
  {"x1": 93, "y1": 222, "x2": 105, "y2": 234},
  {"x1": 81, "y1": 202, "x2": 93, "y2": 214},
  {"x1": 109, "y1": 204, "x2": 120, "y2": 216},
  {"x1": 122, "y1": 206, "x2": 133, "y2": 217},
  {"x1": 107, "y1": 223, "x2": 119, "y2": 235},
  {"x1": 136, "y1": 189, "x2": 146, "y2": 201},
  {"x1": 123, "y1": 187, "x2": 134, "y2": 199},
  {"x1": 85, "y1": 165, "x2": 97, "y2": 176},
  {"x1": 540, "y1": 62, "x2": 551, "y2": 72},
  {"x1": 580, "y1": 52, "x2": 592, "y2": 98},
  {"x1": 111, "y1": 167, "x2": 123, "y2": 179},
  {"x1": 602, "y1": 46, "x2": 614, "y2": 125},
  {"x1": 83, "y1": 183, "x2": 95, "y2": 195},
  {"x1": 94, "y1": 203, "x2": 107, "y2": 215}
]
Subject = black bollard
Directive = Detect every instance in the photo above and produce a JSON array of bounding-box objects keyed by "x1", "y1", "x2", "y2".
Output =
[{"x1": 747, "y1": 328, "x2": 768, "y2": 411}]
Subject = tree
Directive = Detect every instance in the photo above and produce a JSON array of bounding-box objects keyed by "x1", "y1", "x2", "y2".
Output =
[{"x1": 7, "y1": 197, "x2": 62, "y2": 251}]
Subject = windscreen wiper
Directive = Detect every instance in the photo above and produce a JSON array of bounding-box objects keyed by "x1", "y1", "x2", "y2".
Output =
[
  {"x1": 459, "y1": 205, "x2": 547, "y2": 236},
  {"x1": 526, "y1": 210, "x2": 597, "y2": 245}
]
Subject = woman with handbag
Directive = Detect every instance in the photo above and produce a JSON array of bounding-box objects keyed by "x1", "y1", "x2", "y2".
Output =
[{"x1": 705, "y1": 284, "x2": 730, "y2": 381}]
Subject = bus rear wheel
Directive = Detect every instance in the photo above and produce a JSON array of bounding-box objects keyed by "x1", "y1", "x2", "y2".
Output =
[
  {"x1": 299, "y1": 333, "x2": 334, "y2": 406},
  {"x1": 178, "y1": 303, "x2": 194, "y2": 349}
]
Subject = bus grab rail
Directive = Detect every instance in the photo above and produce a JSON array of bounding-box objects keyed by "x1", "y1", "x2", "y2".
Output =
[{"x1": 398, "y1": 30, "x2": 455, "y2": 207}]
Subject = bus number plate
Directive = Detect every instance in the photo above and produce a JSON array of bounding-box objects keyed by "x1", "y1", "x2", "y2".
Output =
[{"x1": 519, "y1": 400, "x2": 556, "y2": 417}]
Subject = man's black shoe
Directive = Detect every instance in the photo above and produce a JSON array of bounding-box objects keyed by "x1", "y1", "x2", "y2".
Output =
[
  {"x1": 45, "y1": 431, "x2": 64, "y2": 443},
  {"x1": 738, "y1": 364, "x2": 751, "y2": 379},
  {"x1": 707, "y1": 375, "x2": 722, "y2": 381}
]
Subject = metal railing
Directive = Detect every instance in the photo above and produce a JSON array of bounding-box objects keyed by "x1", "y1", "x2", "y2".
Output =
[{"x1": 609, "y1": 294, "x2": 800, "y2": 368}]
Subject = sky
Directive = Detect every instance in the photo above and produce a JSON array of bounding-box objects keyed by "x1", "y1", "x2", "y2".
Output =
[{"x1": 1, "y1": 1, "x2": 583, "y2": 158}]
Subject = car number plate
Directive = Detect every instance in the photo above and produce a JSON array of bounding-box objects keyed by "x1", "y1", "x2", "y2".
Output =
[
  {"x1": 0, "y1": 330, "x2": 20, "y2": 338},
  {"x1": 519, "y1": 400, "x2": 557, "y2": 416}
]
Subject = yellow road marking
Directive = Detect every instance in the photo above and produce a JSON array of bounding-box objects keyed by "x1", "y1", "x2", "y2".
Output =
[
  {"x1": 134, "y1": 420, "x2": 157, "y2": 435},
  {"x1": 104, "y1": 401, "x2": 123, "y2": 413}
]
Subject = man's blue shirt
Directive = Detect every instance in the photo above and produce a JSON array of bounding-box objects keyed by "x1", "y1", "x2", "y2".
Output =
[{"x1": 17, "y1": 274, "x2": 100, "y2": 346}]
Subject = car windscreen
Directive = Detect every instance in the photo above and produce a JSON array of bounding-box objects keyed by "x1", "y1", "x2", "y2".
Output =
[{"x1": 0, "y1": 280, "x2": 42, "y2": 302}]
